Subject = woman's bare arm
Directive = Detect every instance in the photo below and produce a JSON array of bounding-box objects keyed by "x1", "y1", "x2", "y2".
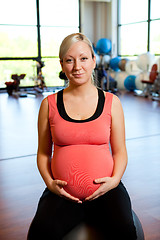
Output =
[{"x1": 37, "y1": 97, "x2": 82, "y2": 203}]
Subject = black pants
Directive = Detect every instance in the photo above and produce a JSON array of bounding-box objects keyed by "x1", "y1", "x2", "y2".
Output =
[{"x1": 27, "y1": 182, "x2": 137, "y2": 240}]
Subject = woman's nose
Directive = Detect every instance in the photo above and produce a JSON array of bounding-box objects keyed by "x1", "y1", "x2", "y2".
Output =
[{"x1": 74, "y1": 60, "x2": 81, "y2": 70}]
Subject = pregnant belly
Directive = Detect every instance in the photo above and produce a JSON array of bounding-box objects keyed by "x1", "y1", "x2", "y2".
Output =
[{"x1": 51, "y1": 144, "x2": 113, "y2": 200}]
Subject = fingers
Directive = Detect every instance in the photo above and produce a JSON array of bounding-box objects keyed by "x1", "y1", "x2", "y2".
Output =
[
  {"x1": 85, "y1": 177, "x2": 109, "y2": 201},
  {"x1": 54, "y1": 180, "x2": 82, "y2": 203},
  {"x1": 61, "y1": 189, "x2": 82, "y2": 204},
  {"x1": 94, "y1": 177, "x2": 106, "y2": 184},
  {"x1": 85, "y1": 188, "x2": 102, "y2": 201},
  {"x1": 85, "y1": 177, "x2": 117, "y2": 201},
  {"x1": 55, "y1": 179, "x2": 67, "y2": 187}
]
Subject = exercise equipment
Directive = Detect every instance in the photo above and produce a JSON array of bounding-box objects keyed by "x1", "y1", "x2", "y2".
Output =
[
  {"x1": 5, "y1": 74, "x2": 27, "y2": 97},
  {"x1": 95, "y1": 66, "x2": 117, "y2": 92},
  {"x1": 134, "y1": 64, "x2": 158, "y2": 97},
  {"x1": 115, "y1": 71, "x2": 128, "y2": 90},
  {"x1": 94, "y1": 39, "x2": 117, "y2": 92},
  {"x1": 63, "y1": 210, "x2": 145, "y2": 240},
  {"x1": 136, "y1": 52, "x2": 155, "y2": 71},
  {"x1": 95, "y1": 53, "x2": 101, "y2": 68},
  {"x1": 124, "y1": 75, "x2": 137, "y2": 91},
  {"x1": 101, "y1": 55, "x2": 111, "y2": 69},
  {"x1": 109, "y1": 57, "x2": 121, "y2": 72},
  {"x1": 118, "y1": 58, "x2": 129, "y2": 71},
  {"x1": 94, "y1": 53, "x2": 117, "y2": 92},
  {"x1": 152, "y1": 72, "x2": 160, "y2": 101},
  {"x1": 125, "y1": 60, "x2": 141, "y2": 75},
  {"x1": 135, "y1": 72, "x2": 149, "y2": 91},
  {"x1": 102, "y1": 70, "x2": 117, "y2": 91},
  {"x1": 96, "y1": 38, "x2": 112, "y2": 55}
]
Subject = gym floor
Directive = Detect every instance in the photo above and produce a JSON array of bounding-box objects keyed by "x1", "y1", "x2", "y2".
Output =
[{"x1": 0, "y1": 89, "x2": 160, "y2": 240}]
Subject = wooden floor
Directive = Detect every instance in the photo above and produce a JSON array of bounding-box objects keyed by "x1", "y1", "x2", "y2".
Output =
[{"x1": 0, "y1": 90, "x2": 160, "y2": 240}]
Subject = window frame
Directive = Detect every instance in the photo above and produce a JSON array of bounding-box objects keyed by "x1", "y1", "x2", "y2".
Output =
[
  {"x1": 117, "y1": 0, "x2": 160, "y2": 57},
  {"x1": 0, "y1": 0, "x2": 81, "y2": 89}
]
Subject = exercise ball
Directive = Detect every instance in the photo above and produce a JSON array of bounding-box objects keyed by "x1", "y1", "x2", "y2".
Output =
[
  {"x1": 109, "y1": 57, "x2": 121, "y2": 71},
  {"x1": 96, "y1": 38, "x2": 112, "y2": 55},
  {"x1": 135, "y1": 72, "x2": 149, "y2": 90},
  {"x1": 63, "y1": 210, "x2": 145, "y2": 240},
  {"x1": 132, "y1": 211, "x2": 145, "y2": 240},
  {"x1": 125, "y1": 60, "x2": 141, "y2": 75},
  {"x1": 136, "y1": 52, "x2": 155, "y2": 71},
  {"x1": 118, "y1": 58, "x2": 129, "y2": 71},
  {"x1": 124, "y1": 75, "x2": 136, "y2": 91},
  {"x1": 115, "y1": 71, "x2": 128, "y2": 90},
  {"x1": 102, "y1": 55, "x2": 111, "y2": 69}
]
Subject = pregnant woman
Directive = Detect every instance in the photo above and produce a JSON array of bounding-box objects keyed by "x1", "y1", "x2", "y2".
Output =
[{"x1": 27, "y1": 33, "x2": 137, "y2": 240}]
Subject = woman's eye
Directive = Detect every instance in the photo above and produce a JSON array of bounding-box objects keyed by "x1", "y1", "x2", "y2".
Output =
[
  {"x1": 66, "y1": 59, "x2": 73, "y2": 63},
  {"x1": 81, "y1": 57, "x2": 88, "y2": 61}
]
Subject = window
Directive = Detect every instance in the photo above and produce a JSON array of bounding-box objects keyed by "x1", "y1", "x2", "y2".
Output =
[
  {"x1": 0, "y1": 60, "x2": 36, "y2": 87},
  {"x1": 150, "y1": 0, "x2": 160, "y2": 54},
  {"x1": 0, "y1": 26, "x2": 38, "y2": 58},
  {"x1": 119, "y1": 0, "x2": 148, "y2": 24},
  {"x1": 118, "y1": 0, "x2": 160, "y2": 57},
  {"x1": 0, "y1": 0, "x2": 37, "y2": 26},
  {"x1": 39, "y1": 0, "x2": 79, "y2": 86},
  {"x1": 0, "y1": 0, "x2": 80, "y2": 88},
  {"x1": 118, "y1": 23, "x2": 148, "y2": 56}
]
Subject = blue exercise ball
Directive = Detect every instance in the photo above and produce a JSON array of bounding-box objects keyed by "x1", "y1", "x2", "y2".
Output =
[
  {"x1": 109, "y1": 57, "x2": 121, "y2": 71},
  {"x1": 96, "y1": 38, "x2": 112, "y2": 55},
  {"x1": 124, "y1": 75, "x2": 136, "y2": 91}
]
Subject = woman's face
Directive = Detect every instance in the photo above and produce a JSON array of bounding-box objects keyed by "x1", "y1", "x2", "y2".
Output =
[{"x1": 60, "y1": 41, "x2": 96, "y2": 86}]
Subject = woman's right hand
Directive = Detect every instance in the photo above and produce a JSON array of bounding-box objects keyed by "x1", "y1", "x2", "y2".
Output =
[{"x1": 48, "y1": 179, "x2": 82, "y2": 204}]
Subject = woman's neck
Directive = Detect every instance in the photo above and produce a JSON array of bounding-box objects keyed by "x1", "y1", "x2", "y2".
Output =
[{"x1": 65, "y1": 81, "x2": 96, "y2": 98}]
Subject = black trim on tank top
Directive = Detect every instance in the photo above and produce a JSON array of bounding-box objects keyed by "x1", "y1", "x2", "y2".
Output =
[{"x1": 57, "y1": 88, "x2": 105, "y2": 123}]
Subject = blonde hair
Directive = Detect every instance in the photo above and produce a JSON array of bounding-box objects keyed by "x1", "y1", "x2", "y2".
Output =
[{"x1": 59, "y1": 33, "x2": 95, "y2": 62}]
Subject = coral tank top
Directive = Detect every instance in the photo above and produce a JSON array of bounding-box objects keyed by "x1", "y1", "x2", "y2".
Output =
[{"x1": 48, "y1": 88, "x2": 114, "y2": 200}]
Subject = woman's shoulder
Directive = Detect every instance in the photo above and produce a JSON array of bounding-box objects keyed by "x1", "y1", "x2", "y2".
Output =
[
  {"x1": 103, "y1": 91, "x2": 123, "y2": 116},
  {"x1": 109, "y1": 94, "x2": 123, "y2": 117},
  {"x1": 40, "y1": 93, "x2": 55, "y2": 111},
  {"x1": 103, "y1": 91, "x2": 120, "y2": 104},
  {"x1": 46, "y1": 92, "x2": 56, "y2": 101},
  {"x1": 39, "y1": 93, "x2": 57, "y2": 119},
  {"x1": 39, "y1": 97, "x2": 49, "y2": 115},
  {"x1": 42, "y1": 92, "x2": 58, "y2": 106},
  {"x1": 104, "y1": 91, "x2": 120, "y2": 103}
]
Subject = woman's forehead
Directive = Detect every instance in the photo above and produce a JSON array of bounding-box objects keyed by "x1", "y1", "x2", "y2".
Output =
[{"x1": 65, "y1": 41, "x2": 92, "y2": 57}]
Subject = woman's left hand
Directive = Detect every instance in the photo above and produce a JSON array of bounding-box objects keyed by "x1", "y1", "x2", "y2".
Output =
[{"x1": 84, "y1": 176, "x2": 119, "y2": 201}]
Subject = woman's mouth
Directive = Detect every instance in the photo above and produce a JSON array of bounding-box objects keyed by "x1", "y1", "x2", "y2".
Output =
[{"x1": 72, "y1": 73, "x2": 84, "y2": 78}]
